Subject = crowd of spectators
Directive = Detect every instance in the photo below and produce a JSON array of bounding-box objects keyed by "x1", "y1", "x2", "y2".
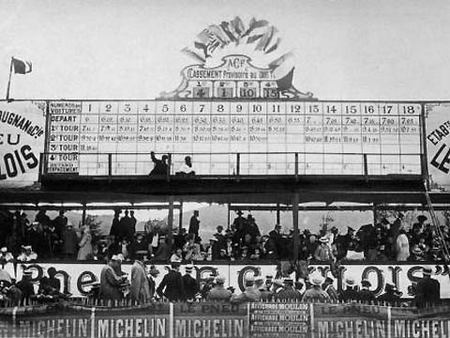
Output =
[
  {"x1": 0, "y1": 208, "x2": 449, "y2": 264},
  {"x1": 0, "y1": 258, "x2": 440, "y2": 309}
]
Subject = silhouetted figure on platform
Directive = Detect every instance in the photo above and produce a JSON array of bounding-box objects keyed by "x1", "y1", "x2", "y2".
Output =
[
  {"x1": 149, "y1": 151, "x2": 169, "y2": 176},
  {"x1": 176, "y1": 156, "x2": 195, "y2": 176}
]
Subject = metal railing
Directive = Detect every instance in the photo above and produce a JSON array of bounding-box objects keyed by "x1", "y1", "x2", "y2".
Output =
[{"x1": 40, "y1": 151, "x2": 423, "y2": 179}]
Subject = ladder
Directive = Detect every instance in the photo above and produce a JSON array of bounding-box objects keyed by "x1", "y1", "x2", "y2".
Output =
[{"x1": 423, "y1": 182, "x2": 450, "y2": 261}]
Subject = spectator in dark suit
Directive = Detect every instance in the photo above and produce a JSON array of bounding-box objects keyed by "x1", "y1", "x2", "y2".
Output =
[
  {"x1": 16, "y1": 271, "x2": 35, "y2": 302},
  {"x1": 182, "y1": 265, "x2": 199, "y2": 301},
  {"x1": 415, "y1": 267, "x2": 440, "y2": 308},
  {"x1": 156, "y1": 262, "x2": 185, "y2": 301},
  {"x1": 147, "y1": 265, "x2": 160, "y2": 299},
  {"x1": 188, "y1": 210, "x2": 200, "y2": 239},
  {"x1": 358, "y1": 279, "x2": 376, "y2": 303}
]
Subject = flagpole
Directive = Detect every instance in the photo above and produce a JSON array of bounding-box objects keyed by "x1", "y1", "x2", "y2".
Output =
[{"x1": 6, "y1": 57, "x2": 13, "y2": 102}]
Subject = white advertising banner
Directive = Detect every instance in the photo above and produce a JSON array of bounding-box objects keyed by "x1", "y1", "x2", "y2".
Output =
[
  {"x1": 425, "y1": 103, "x2": 450, "y2": 191},
  {"x1": 0, "y1": 101, "x2": 46, "y2": 188},
  {"x1": 15, "y1": 262, "x2": 450, "y2": 299}
]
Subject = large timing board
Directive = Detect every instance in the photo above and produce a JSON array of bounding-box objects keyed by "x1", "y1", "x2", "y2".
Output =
[{"x1": 46, "y1": 100, "x2": 422, "y2": 176}]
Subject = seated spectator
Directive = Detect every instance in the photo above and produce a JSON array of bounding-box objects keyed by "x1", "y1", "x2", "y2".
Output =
[
  {"x1": 185, "y1": 243, "x2": 205, "y2": 261},
  {"x1": 0, "y1": 247, "x2": 14, "y2": 264},
  {"x1": 314, "y1": 237, "x2": 335, "y2": 261},
  {"x1": 176, "y1": 156, "x2": 195, "y2": 176},
  {"x1": 170, "y1": 248, "x2": 184, "y2": 262},
  {"x1": 128, "y1": 233, "x2": 149, "y2": 260},
  {"x1": 409, "y1": 245, "x2": 426, "y2": 262},
  {"x1": 153, "y1": 236, "x2": 170, "y2": 261},
  {"x1": 17, "y1": 245, "x2": 37, "y2": 262},
  {"x1": 344, "y1": 243, "x2": 365, "y2": 261},
  {"x1": 395, "y1": 229, "x2": 410, "y2": 261},
  {"x1": 173, "y1": 228, "x2": 187, "y2": 250}
]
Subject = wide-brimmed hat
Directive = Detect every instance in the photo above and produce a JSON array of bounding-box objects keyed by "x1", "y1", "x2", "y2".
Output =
[
  {"x1": 148, "y1": 265, "x2": 160, "y2": 275},
  {"x1": 361, "y1": 279, "x2": 371, "y2": 287},
  {"x1": 215, "y1": 275, "x2": 225, "y2": 284},
  {"x1": 319, "y1": 236, "x2": 329, "y2": 243},
  {"x1": 0, "y1": 247, "x2": 7, "y2": 253},
  {"x1": 423, "y1": 267, "x2": 432, "y2": 276},
  {"x1": 244, "y1": 275, "x2": 255, "y2": 283},
  {"x1": 272, "y1": 279, "x2": 283, "y2": 287},
  {"x1": 417, "y1": 215, "x2": 428, "y2": 222},
  {"x1": 412, "y1": 246, "x2": 423, "y2": 255},
  {"x1": 345, "y1": 276, "x2": 356, "y2": 286},
  {"x1": 310, "y1": 274, "x2": 324, "y2": 286},
  {"x1": 22, "y1": 245, "x2": 32, "y2": 251},
  {"x1": 185, "y1": 264, "x2": 194, "y2": 272},
  {"x1": 283, "y1": 278, "x2": 294, "y2": 285}
]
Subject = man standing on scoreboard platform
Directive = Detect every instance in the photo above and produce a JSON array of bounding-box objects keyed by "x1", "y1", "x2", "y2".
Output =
[{"x1": 149, "y1": 151, "x2": 169, "y2": 176}]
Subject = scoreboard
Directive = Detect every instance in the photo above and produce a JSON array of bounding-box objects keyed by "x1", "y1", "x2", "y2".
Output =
[{"x1": 46, "y1": 100, "x2": 423, "y2": 176}]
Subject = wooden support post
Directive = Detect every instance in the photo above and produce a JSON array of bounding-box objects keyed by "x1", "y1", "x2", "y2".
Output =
[
  {"x1": 292, "y1": 193, "x2": 299, "y2": 262},
  {"x1": 82, "y1": 204, "x2": 87, "y2": 226},
  {"x1": 167, "y1": 196, "x2": 174, "y2": 251},
  {"x1": 276, "y1": 203, "x2": 281, "y2": 225},
  {"x1": 372, "y1": 203, "x2": 377, "y2": 226},
  {"x1": 178, "y1": 201, "x2": 183, "y2": 231},
  {"x1": 227, "y1": 203, "x2": 231, "y2": 230}
]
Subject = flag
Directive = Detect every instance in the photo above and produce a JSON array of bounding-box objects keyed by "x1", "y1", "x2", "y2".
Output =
[
  {"x1": 181, "y1": 47, "x2": 206, "y2": 63},
  {"x1": 276, "y1": 67, "x2": 295, "y2": 91},
  {"x1": 12, "y1": 57, "x2": 32, "y2": 74}
]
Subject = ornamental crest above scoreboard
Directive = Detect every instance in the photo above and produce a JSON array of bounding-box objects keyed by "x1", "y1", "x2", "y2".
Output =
[{"x1": 160, "y1": 17, "x2": 314, "y2": 100}]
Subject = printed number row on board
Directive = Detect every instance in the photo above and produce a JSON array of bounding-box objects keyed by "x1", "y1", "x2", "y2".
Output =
[{"x1": 50, "y1": 101, "x2": 422, "y2": 115}]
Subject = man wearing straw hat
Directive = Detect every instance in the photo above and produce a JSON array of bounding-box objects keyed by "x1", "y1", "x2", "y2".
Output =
[
  {"x1": 230, "y1": 275, "x2": 261, "y2": 303},
  {"x1": 130, "y1": 259, "x2": 151, "y2": 303},
  {"x1": 339, "y1": 276, "x2": 359, "y2": 302},
  {"x1": 302, "y1": 273, "x2": 330, "y2": 303},
  {"x1": 182, "y1": 265, "x2": 199, "y2": 301},
  {"x1": 274, "y1": 278, "x2": 302, "y2": 301},
  {"x1": 99, "y1": 255, "x2": 127, "y2": 301},
  {"x1": 208, "y1": 275, "x2": 232, "y2": 301}
]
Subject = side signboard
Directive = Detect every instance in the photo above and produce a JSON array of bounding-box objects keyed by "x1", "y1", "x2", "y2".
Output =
[
  {"x1": 425, "y1": 102, "x2": 450, "y2": 191},
  {"x1": 0, "y1": 101, "x2": 46, "y2": 188}
]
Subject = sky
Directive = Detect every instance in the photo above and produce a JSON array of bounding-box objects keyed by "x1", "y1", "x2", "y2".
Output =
[{"x1": 1, "y1": 0, "x2": 450, "y2": 101}]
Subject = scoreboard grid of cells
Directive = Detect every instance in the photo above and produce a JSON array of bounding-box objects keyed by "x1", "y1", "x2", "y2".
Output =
[{"x1": 47, "y1": 100, "x2": 422, "y2": 176}]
